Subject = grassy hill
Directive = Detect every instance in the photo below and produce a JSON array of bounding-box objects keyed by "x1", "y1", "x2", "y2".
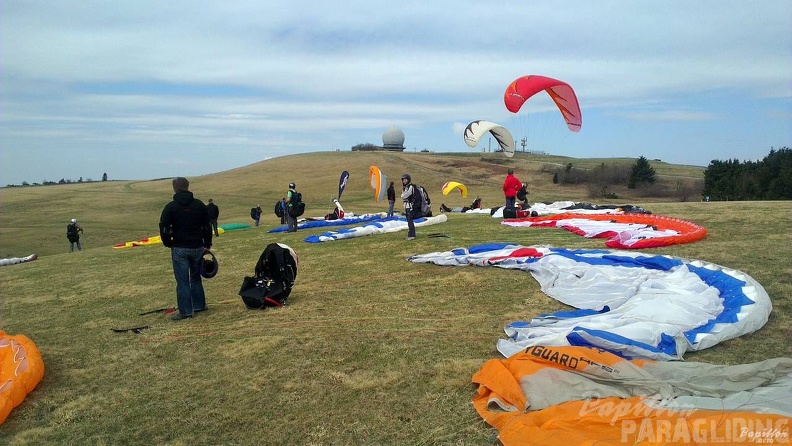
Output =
[
  {"x1": 0, "y1": 151, "x2": 703, "y2": 258},
  {"x1": 1, "y1": 151, "x2": 789, "y2": 445}
]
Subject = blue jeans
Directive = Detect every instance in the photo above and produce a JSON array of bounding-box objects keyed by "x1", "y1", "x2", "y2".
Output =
[
  {"x1": 406, "y1": 211, "x2": 416, "y2": 238},
  {"x1": 69, "y1": 239, "x2": 82, "y2": 252},
  {"x1": 505, "y1": 196, "x2": 516, "y2": 209},
  {"x1": 171, "y1": 247, "x2": 206, "y2": 317},
  {"x1": 387, "y1": 200, "x2": 395, "y2": 217}
]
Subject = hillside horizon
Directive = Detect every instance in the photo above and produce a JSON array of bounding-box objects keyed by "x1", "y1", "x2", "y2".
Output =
[
  {"x1": 1, "y1": 150, "x2": 707, "y2": 188},
  {"x1": 0, "y1": 151, "x2": 704, "y2": 258}
]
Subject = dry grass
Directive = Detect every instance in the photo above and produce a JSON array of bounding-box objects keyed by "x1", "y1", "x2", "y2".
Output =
[{"x1": 1, "y1": 151, "x2": 790, "y2": 445}]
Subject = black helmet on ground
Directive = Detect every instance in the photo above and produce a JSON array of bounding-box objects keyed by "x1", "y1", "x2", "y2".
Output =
[{"x1": 200, "y1": 250, "x2": 219, "y2": 279}]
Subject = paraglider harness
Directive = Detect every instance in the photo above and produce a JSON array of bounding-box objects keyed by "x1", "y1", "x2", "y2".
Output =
[
  {"x1": 324, "y1": 208, "x2": 341, "y2": 220},
  {"x1": 411, "y1": 185, "x2": 432, "y2": 218},
  {"x1": 516, "y1": 184, "x2": 529, "y2": 207},
  {"x1": 288, "y1": 190, "x2": 305, "y2": 218},
  {"x1": 238, "y1": 243, "x2": 298, "y2": 309},
  {"x1": 67, "y1": 223, "x2": 81, "y2": 242}
]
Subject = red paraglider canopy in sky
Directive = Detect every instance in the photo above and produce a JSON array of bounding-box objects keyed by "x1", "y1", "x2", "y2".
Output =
[{"x1": 504, "y1": 75, "x2": 582, "y2": 132}]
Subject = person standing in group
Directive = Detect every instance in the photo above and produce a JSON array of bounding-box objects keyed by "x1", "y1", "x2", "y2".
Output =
[
  {"x1": 285, "y1": 183, "x2": 298, "y2": 233},
  {"x1": 502, "y1": 168, "x2": 522, "y2": 209},
  {"x1": 159, "y1": 177, "x2": 213, "y2": 321},
  {"x1": 400, "y1": 174, "x2": 417, "y2": 240},
  {"x1": 206, "y1": 198, "x2": 220, "y2": 237},
  {"x1": 66, "y1": 218, "x2": 84, "y2": 252},
  {"x1": 251, "y1": 204, "x2": 262, "y2": 227},
  {"x1": 387, "y1": 181, "x2": 396, "y2": 217}
]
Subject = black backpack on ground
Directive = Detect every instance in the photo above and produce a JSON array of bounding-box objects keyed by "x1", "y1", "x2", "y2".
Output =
[
  {"x1": 502, "y1": 207, "x2": 518, "y2": 219},
  {"x1": 289, "y1": 191, "x2": 305, "y2": 218},
  {"x1": 238, "y1": 243, "x2": 298, "y2": 309}
]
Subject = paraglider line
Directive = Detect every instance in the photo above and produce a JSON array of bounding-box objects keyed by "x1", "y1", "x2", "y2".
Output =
[{"x1": 111, "y1": 325, "x2": 152, "y2": 334}]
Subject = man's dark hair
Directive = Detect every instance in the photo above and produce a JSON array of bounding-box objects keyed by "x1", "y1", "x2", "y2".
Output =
[
  {"x1": 173, "y1": 177, "x2": 189, "y2": 192},
  {"x1": 507, "y1": 169, "x2": 514, "y2": 175}
]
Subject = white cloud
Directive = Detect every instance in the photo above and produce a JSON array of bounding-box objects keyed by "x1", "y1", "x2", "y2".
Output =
[{"x1": 1, "y1": 1, "x2": 790, "y2": 184}]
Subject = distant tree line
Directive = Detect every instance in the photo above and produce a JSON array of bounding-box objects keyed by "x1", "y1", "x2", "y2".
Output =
[
  {"x1": 4, "y1": 173, "x2": 109, "y2": 188},
  {"x1": 548, "y1": 156, "x2": 685, "y2": 200},
  {"x1": 350, "y1": 143, "x2": 379, "y2": 151},
  {"x1": 702, "y1": 147, "x2": 791, "y2": 200},
  {"x1": 546, "y1": 148, "x2": 792, "y2": 202}
]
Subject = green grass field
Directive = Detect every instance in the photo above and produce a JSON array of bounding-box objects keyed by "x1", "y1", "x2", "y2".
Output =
[{"x1": 1, "y1": 151, "x2": 790, "y2": 445}]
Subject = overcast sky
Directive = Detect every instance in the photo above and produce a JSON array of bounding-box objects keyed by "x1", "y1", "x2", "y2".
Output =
[{"x1": 1, "y1": 1, "x2": 790, "y2": 185}]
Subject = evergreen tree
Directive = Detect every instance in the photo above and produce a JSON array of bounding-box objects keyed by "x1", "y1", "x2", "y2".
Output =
[
  {"x1": 102, "y1": 173, "x2": 108, "y2": 181},
  {"x1": 627, "y1": 156, "x2": 656, "y2": 189},
  {"x1": 703, "y1": 147, "x2": 791, "y2": 200},
  {"x1": 760, "y1": 148, "x2": 792, "y2": 199}
]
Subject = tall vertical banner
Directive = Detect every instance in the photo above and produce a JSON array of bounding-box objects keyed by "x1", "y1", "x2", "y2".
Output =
[
  {"x1": 368, "y1": 166, "x2": 387, "y2": 202},
  {"x1": 338, "y1": 171, "x2": 349, "y2": 200}
]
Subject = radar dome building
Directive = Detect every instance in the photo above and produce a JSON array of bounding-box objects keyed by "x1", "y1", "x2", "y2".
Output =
[
  {"x1": 382, "y1": 127, "x2": 405, "y2": 151},
  {"x1": 351, "y1": 126, "x2": 406, "y2": 152}
]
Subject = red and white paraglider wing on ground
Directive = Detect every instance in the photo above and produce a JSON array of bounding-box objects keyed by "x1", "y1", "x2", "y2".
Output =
[{"x1": 501, "y1": 213, "x2": 707, "y2": 249}]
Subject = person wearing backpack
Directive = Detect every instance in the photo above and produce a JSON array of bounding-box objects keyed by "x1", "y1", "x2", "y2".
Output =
[
  {"x1": 206, "y1": 198, "x2": 220, "y2": 236},
  {"x1": 66, "y1": 218, "x2": 84, "y2": 252},
  {"x1": 400, "y1": 174, "x2": 417, "y2": 240},
  {"x1": 285, "y1": 183, "x2": 300, "y2": 233},
  {"x1": 251, "y1": 205, "x2": 262, "y2": 227}
]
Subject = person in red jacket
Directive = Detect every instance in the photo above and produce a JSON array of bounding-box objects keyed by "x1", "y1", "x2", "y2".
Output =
[{"x1": 502, "y1": 169, "x2": 522, "y2": 209}]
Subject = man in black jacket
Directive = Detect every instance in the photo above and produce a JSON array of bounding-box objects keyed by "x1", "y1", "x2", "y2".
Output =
[
  {"x1": 387, "y1": 181, "x2": 396, "y2": 217},
  {"x1": 206, "y1": 198, "x2": 220, "y2": 236},
  {"x1": 159, "y1": 177, "x2": 213, "y2": 320}
]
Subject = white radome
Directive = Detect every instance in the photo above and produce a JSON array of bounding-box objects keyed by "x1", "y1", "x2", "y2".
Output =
[{"x1": 382, "y1": 127, "x2": 405, "y2": 148}]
